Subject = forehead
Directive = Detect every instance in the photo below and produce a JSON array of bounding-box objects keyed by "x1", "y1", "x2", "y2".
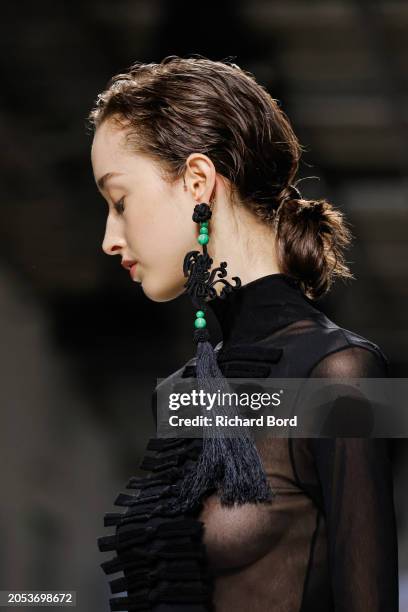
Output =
[
  {"x1": 91, "y1": 119, "x2": 167, "y2": 192},
  {"x1": 91, "y1": 120, "x2": 129, "y2": 173}
]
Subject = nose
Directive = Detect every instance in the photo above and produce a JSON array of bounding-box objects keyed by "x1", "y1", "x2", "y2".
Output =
[{"x1": 102, "y1": 215, "x2": 126, "y2": 256}]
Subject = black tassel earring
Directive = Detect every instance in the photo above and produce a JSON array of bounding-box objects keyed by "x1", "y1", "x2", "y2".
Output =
[{"x1": 178, "y1": 200, "x2": 274, "y2": 508}]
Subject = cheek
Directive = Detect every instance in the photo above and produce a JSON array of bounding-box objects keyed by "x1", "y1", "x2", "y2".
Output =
[
  {"x1": 136, "y1": 211, "x2": 198, "y2": 301},
  {"x1": 129, "y1": 201, "x2": 196, "y2": 266},
  {"x1": 153, "y1": 217, "x2": 196, "y2": 270}
]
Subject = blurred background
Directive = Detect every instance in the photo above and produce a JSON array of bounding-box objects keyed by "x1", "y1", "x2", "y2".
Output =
[{"x1": 1, "y1": 1, "x2": 407, "y2": 610}]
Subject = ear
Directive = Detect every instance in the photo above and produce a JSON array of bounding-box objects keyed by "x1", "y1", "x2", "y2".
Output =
[{"x1": 184, "y1": 153, "x2": 216, "y2": 203}]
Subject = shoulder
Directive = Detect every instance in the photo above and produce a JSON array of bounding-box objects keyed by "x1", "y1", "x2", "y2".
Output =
[
  {"x1": 215, "y1": 310, "x2": 391, "y2": 378},
  {"x1": 155, "y1": 313, "x2": 390, "y2": 384},
  {"x1": 303, "y1": 314, "x2": 391, "y2": 377}
]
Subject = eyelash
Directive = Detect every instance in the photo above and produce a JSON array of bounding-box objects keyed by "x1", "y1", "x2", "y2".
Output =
[{"x1": 113, "y1": 197, "x2": 125, "y2": 215}]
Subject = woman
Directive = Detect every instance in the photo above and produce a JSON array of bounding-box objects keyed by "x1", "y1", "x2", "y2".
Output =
[{"x1": 88, "y1": 56, "x2": 398, "y2": 611}]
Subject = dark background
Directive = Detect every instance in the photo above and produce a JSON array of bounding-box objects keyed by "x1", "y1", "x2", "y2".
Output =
[{"x1": 1, "y1": 1, "x2": 407, "y2": 610}]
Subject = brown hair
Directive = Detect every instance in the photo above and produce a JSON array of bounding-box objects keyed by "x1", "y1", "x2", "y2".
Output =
[{"x1": 87, "y1": 55, "x2": 353, "y2": 299}]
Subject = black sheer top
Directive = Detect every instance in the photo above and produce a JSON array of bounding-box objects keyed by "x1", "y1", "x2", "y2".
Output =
[{"x1": 98, "y1": 273, "x2": 399, "y2": 611}]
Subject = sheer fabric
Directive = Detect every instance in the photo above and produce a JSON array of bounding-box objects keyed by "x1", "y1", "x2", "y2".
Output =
[
  {"x1": 193, "y1": 274, "x2": 398, "y2": 611},
  {"x1": 99, "y1": 273, "x2": 398, "y2": 611}
]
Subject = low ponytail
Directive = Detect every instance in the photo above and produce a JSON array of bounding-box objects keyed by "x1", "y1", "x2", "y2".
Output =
[{"x1": 275, "y1": 192, "x2": 354, "y2": 300}]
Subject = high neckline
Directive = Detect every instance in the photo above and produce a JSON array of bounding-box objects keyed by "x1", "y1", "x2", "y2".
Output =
[{"x1": 206, "y1": 273, "x2": 319, "y2": 346}]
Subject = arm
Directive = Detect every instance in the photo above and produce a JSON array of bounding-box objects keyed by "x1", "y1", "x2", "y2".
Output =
[{"x1": 309, "y1": 345, "x2": 399, "y2": 611}]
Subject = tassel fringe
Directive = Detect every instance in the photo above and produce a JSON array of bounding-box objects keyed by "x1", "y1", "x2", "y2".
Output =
[{"x1": 176, "y1": 336, "x2": 274, "y2": 509}]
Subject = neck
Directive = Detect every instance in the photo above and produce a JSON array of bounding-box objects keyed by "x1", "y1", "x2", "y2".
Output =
[{"x1": 208, "y1": 191, "x2": 281, "y2": 295}]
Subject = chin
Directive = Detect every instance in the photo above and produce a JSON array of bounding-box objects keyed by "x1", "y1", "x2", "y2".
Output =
[{"x1": 141, "y1": 275, "x2": 186, "y2": 303}]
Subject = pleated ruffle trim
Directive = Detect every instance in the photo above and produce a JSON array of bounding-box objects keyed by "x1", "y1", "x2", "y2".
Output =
[{"x1": 97, "y1": 437, "x2": 213, "y2": 611}]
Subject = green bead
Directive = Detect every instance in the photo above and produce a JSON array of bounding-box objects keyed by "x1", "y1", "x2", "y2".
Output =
[
  {"x1": 199, "y1": 226, "x2": 209, "y2": 234},
  {"x1": 201, "y1": 221, "x2": 209, "y2": 227},
  {"x1": 198, "y1": 233, "x2": 209, "y2": 245},
  {"x1": 194, "y1": 317, "x2": 207, "y2": 329},
  {"x1": 196, "y1": 310, "x2": 205, "y2": 318}
]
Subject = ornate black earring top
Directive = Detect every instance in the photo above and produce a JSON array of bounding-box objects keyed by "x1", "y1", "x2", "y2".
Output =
[{"x1": 183, "y1": 202, "x2": 242, "y2": 318}]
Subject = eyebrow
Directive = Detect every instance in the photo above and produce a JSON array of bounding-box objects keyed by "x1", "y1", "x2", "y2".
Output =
[{"x1": 96, "y1": 171, "x2": 125, "y2": 192}]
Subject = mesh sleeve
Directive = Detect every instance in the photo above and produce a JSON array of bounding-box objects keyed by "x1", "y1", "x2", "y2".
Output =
[{"x1": 309, "y1": 345, "x2": 399, "y2": 611}]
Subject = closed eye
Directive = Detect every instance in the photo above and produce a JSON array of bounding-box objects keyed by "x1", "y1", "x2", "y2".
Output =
[{"x1": 113, "y1": 197, "x2": 125, "y2": 214}]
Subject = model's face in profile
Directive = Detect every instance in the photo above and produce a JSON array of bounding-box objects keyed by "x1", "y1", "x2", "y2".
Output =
[{"x1": 91, "y1": 118, "x2": 203, "y2": 302}]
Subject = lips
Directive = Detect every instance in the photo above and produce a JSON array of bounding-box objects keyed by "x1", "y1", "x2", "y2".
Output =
[
  {"x1": 121, "y1": 260, "x2": 137, "y2": 271},
  {"x1": 120, "y1": 260, "x2": 140, "y2": 282}
]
